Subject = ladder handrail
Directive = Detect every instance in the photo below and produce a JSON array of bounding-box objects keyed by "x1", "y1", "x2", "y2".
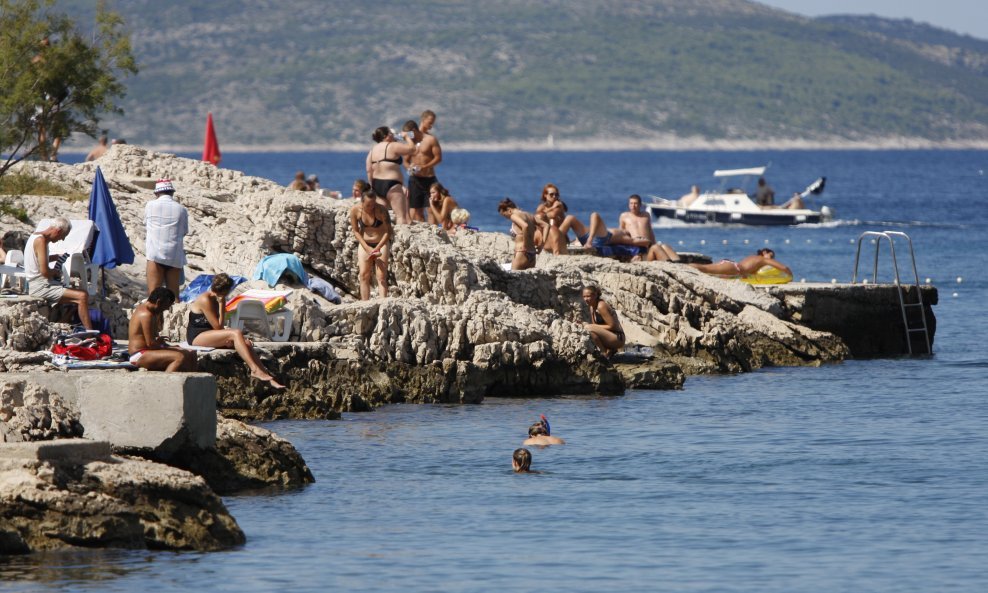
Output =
[{"x1": 852, "y1": 231, "x2": 931, "y2": 355}]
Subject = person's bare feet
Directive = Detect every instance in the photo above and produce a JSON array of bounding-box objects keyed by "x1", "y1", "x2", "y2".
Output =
[{"x1": 251, "y1": 370, "x2": 286, "y2": 390}]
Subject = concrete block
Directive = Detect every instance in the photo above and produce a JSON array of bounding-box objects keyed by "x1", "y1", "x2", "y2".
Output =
[
  {"x1": 0, "y1": 439, "x2": 111, "y2": 462},
  {"x1": 2, "y1": 372, "x2": 217, "y2": 456}
]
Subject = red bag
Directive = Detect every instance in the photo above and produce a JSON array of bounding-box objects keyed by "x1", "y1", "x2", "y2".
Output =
[{"x1": 51, "y1": 333, "x2": 113, "y2": 360}]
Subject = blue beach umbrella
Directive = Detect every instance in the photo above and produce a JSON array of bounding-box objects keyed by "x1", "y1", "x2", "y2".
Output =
[{"x1": 87, "y1": 166, "x2": 135, "y2": 269}]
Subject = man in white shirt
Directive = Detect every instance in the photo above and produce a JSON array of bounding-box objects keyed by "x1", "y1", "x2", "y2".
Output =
[{"x1": 144, "y1": 179, "x2": 188, "y2": 297}]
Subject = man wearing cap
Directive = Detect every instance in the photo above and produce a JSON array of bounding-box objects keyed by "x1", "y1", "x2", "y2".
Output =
[{"x1": 144, "y1": 179, "x2": 188, "y2": 297}]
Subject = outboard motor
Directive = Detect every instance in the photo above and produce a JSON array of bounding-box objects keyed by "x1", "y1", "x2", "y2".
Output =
[{"x1": 820, "y1": 205, "x2": 835, "y2": 222}]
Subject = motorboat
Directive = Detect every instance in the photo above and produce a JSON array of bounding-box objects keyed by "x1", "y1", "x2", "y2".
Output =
[{"x1": 646, "y1": 166, "x2": 832, "y2": 226}]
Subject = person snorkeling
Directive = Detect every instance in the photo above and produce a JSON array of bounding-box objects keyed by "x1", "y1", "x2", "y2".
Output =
[{"x1": 522, "y1": 414, "x2": 565, "y2": 446}]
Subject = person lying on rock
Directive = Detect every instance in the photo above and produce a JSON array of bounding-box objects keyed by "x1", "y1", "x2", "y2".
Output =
[
  {"x1": 513, "y1": 448, "x2": 536, "y2": 473},
  {"x1": 522, "y1": 416, "x2": 565, "y2": 446},
  {"x1": 188, "y1": 273, "x2": 286, "y2": 389},
  {"x1": 351, "y1": 188, "x2": 393, "y2": 300},
  {"x1": 128, "y1": 287, "x2": 197, "y2": 372},
  {"x1": 498, "y1": 198, "x2": 537, "y2": 270},
  {"x1": 582, "y1": 284, "x2": 626, "y2": 358},
  {"x1": 690, "y1": 248, "x2": 792, "y2": 278}
]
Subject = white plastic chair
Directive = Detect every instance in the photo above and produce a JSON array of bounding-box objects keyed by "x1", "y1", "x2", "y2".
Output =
[
  {"x1": 228, "y1": 299, "x2": 293, "y2": 342},
  {"x1": 1, "y1": 250, "x2": 27, "y2": 293},
  {"x1": 46, "y1": 219, "x2": 99, "y2": 296}
]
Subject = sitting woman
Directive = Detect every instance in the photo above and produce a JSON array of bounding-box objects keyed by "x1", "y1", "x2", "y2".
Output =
[
  {"x1": 427, "y1": 182, "x2": 459, "y2": 230},
  {"x1": 351, "y1": 188, "x2": 393, "y2": 299},
  {"x1": 188, "y1": 273, "x2": 286, "y2": 389},
  {"x1": 690, "y1": 248, "x2": 791, "y2": 278},
  {"x1": 581, "y1": 284, "x2": 625, "y2": 358}
]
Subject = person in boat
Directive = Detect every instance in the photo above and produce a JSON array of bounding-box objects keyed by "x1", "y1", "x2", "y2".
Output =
[
  {"x1": 780, "y1": 192, "x2": 805, "y2": 210},
  {"x1": 755, "y1": 177, "x2": 775, "y2": 207},
  {"x1": 582, "y1": 284, "x2": 625, "y2": 358},
  {"x1": 523, "y1": 416, "x2": 565, "y2": 446},
  {"x1": 288, "y1": 170, "x2": 310, "y2": 191},
  {"x1": 187, "y1": 273, "x2": 286, "y2": 389},
  {"x1": 427, "y1": 182, "x2": 459, "y2": 230},
  {"x1": 365, "y1": 126, "x2": 417, "y2": 224},
  {"x1": 512, "y1": 448, "x2": 534, "y2": 473},
  {"x1": 498, "y1": 198, "x2": 537, "y2": 270},
  {"x1": 619, "y1": 194, "x2": 680, "y2": 262},
  {"x1": 691, "y1": 248, "x2": 791, "y2": 278},
  {"x1": 351, "y1": 188, "x2": 393, "y2": 299},
  {"x1": 127, "y1": 287, "x2": 197, "y2": 372},
  {"x1": 677, "y1": 184, "x2": 701, "y2": 207}
]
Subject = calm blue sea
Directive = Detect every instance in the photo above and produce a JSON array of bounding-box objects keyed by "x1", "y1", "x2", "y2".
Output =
[{"x1": 3, "y1": 150, "x2": 987, "y2": 592}]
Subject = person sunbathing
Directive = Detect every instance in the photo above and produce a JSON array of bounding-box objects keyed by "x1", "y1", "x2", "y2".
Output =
[
  {"x1": 188, "y1": 273, "x2": 286, "y2": 389},
  {"x1": 583, "y1": 212, "x2": 651, "y2": 255},
  {"x1": 128, "y1": 287, "x2": 197, "y2": 372},
  {"x1": 690, "y1": 248, "x2": 791, "y2": 278},
  {"x1": 427, "y1": 182, "x2": 459, "y2": 230}
]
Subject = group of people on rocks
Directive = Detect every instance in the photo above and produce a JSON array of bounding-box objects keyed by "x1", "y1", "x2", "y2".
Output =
[{"x1": 498, "y1": 188, "x2": 682, "y2": 272}]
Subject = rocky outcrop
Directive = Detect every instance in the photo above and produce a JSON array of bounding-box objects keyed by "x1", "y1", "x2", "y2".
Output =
[
  {"x1": 0, "y1": 441, "x2": 244, "y2": 554},
  {"x1": 168, "y1": 416, "x2": 314, "y2": 495},
  {"x1": 0, "y1": 381, "x2": 84, "y2": 443},
  {"x1": 2, "y1": 147, "x2": 853, "y2": 403}
]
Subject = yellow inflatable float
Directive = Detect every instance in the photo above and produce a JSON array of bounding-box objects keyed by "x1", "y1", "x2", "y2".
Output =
[{"x1": 740, "y1": 265, "x2": 793, "y2": 285}]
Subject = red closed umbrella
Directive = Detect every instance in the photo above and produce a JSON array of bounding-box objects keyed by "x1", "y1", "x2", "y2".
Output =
[{"x1": 203, "y1": 112, "x2": 221, "y2": 166}]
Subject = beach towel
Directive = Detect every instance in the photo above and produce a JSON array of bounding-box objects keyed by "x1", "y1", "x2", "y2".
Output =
[
  {"x1": 595, "y1": 245, "x2": 645, "y2": 258},
  {"x1": 307, "y1": 276, "x2": 342, "y2": 304},
  {"x1": 252, "y1": 253, "x2": 309, "y2": 288},
  {"x1": 180, "y1": 274, "x2": 248, "y2": 302},
  {"x1": 225, "y1": 288, "x2": 292, "y2": 313}
]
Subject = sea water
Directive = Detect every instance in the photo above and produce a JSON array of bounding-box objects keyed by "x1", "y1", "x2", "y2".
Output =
[{"x1": 2, "y1": 150, "x2": 987, "y2": 592}]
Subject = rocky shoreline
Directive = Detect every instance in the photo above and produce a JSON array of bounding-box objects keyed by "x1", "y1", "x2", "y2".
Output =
[{"x1": 0, "y1": 145, "x2": 935, "y2": 554}]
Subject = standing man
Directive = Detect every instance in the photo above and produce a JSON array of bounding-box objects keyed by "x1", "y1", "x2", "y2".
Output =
[
  {"x1": 403, "y1": 109, "x2": 443, "y2": 222},
  {"x1": 127, "y1": 287, "x2": 197, "y2": 372},
  {"x1": 145, "y1": 179, "x2": 188, "y2": 297},
  {"x1": 619, "y1": 194, "x2": 679, "y2": 261}
]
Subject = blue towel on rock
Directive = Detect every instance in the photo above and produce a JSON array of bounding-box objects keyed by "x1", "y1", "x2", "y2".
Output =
[
  {"x1": 596, "y1": 244, "x2": 644, "y2": 258},
  {"x1": 180, "y1": 274, "x2": 248, "y2": 302},
  {"x1": 252, "y1": 253, "x2": 309, "y2": 288}
]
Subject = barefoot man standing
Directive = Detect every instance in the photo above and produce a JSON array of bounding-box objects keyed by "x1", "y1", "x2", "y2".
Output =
[{"x1": 403, "y1": 110, "x2": 443, "y2": 223}]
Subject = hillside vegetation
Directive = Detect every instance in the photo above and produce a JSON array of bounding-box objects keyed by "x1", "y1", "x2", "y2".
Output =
[{"x1": 61, "y1": 0, "x2": 988, "y2": 148}]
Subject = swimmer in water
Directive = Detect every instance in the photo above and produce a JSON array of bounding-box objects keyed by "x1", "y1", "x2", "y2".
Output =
[
  {"x1": 513, "y1": 448, "x2": 534, "y2": 473},
  {"x1": 522, "y1": 415, "x2": 565, "y2": 446}
]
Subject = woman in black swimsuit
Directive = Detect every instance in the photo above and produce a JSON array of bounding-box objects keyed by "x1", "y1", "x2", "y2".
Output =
[
  {"x1": 581, "y1": 284, "x2": 625, "y2": 358},
  {"x1": 350, "y1": 189, "x2": 393, "y2": 300},
  {"x1": 188, "y1": 273, "x2": 285, "y2": 389},
  {"x1": 365, "y1": 126, "x2": 417, "y2": 225}
]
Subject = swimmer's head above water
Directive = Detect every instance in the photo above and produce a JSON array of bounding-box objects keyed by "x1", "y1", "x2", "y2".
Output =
[{"x1": 513, "y1": 448, "x2": 532, "y2": 473}]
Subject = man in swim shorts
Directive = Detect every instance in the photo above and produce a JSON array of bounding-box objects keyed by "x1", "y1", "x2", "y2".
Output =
[
  {"x1": 583, "y1": 211, "x2": 651, "y2": 253},
  {"x1": 619, "y1": 194, "x2": 680, "y2": 261},
  {"x1": 127, "y1": 287, "x2": 197, "y2": 372},
  {"x1": 403, "y1": 111, "x2": 443, "y2": 223},
  {"x1": 144, "y1": 179, "x2": 188, "y2": 297}
]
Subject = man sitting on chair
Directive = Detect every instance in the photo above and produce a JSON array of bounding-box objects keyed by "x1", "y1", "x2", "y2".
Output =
[{"x1": 23, "y1": 218, "x2": 93, "y2": 330}]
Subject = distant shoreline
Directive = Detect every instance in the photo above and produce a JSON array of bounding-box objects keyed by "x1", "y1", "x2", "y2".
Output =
[{"x1": 58, "y1": 136, "x2": 988, "y2": 155}]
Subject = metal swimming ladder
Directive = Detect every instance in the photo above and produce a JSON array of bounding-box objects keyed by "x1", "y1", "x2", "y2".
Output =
[{"x1": 852, "y1": 231, "x2": 931, "y2": 355}]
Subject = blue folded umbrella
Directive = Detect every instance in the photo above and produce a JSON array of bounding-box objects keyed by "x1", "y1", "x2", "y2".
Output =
[{"x1": 87, "y1": 167, "x2": 135, "y2": 269}]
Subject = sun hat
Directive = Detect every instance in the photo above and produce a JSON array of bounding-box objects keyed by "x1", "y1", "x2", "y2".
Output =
[{"x1": 154, "y1": 179, "x2": 175, "y2": 194}]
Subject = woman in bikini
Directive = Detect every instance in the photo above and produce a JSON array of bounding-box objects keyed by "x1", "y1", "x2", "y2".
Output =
[
  {"x1": 498, "y1": 198, "x2": 537, "y2": 270},
  {"x1": 365, "y1": 126, "x2": 417, "y2": 225},
  {"x1": 427, "y1": 182, "x2": 459, "y2": 230},
  {"x1": 535, "y1": 184, "x2": 591, "y2": 255},
  {"x1": 187, "y1": 273, "x2": 286, "y2": 389},
  {"x1": 691, "y1": 248, "x2": 792, "y2": 278},
  {"x1": 582, "y1": 284, "x2": 625, "y2": 358},
  {"x1": 351, "y1": 189, "x2": 393, "y2": 299}
]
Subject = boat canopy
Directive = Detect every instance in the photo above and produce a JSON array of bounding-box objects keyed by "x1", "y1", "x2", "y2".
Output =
[{"x1": 713, "y1": 166, "x2": 766, "y2": 178}]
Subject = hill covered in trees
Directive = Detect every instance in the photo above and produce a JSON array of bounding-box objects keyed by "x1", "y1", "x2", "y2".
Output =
[{"x1": 62, "y1": 0, "x2": 988, "y2": 149}]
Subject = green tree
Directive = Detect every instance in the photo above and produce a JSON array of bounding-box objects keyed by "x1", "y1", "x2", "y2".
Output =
[{"x1": 0, "y1": 0, "x2": 136, "y2": 177}]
